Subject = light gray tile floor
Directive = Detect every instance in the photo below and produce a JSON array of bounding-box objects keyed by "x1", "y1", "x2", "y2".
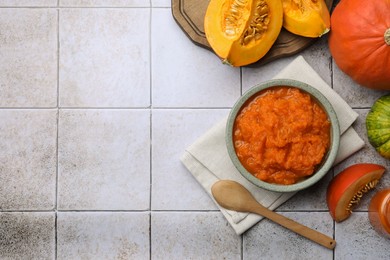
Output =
[{"x1": 0, "y1": 1, "x2": 389, "y2": 259}]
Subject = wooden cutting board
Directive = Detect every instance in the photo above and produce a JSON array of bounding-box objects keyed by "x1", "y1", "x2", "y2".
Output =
[{"x1": 172, "y1": 0, "x2": 333, "y2": 66}]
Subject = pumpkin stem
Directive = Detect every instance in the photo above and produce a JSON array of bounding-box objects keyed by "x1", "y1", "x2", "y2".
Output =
[{"x1": 385, "y1": 28, "x2": 390, "y2": 46}]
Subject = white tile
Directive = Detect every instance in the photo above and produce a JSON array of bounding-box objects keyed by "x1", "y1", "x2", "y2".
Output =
[
  {"x1": 58, "y1": 109, "x2": 150, "y2": 210},
  {"x1": 0, "y1": 212, "x2": 55, "y2": 260},
  {"x1": 0, "y1": 110, "x2": 57, "y2": 210},
  {"x1": 152, "y1": 9, "x2": 241, "y2": 108},
  {"x1": 335, "y1": 212, "x2": 389, "y2": 259},
  {"x1": 242, "y1": 36, "x2": 332, "y2": 93},
  {"x1": 0, "y1": 0, "x2": 57, "y2": 6},
  {"x1": 59, "y1": 8, "x2": 150, "y2": 107},
  {"x1": 60, "y1": 0, "x2": 149, "y2": 7},
  {"x1": 151, "y1": 212, "x2": 241, "y2": 259},
  {"x1": 278, "y1": 170, "x2": 333, "y2": 211},
  {"x1": 332, "y1": 61, "x2": 388, "y2": 108},
  {"x1": 244, "y1": 212, "x2": 334, "y2": 259},
  {"x1": 152, "y1": 0, "x2": 169, "y2": 7},
  {"x1": 0, "y1": 9, "x2": 57, "y2": 107},
  {"x1": 152, "y1": 109, "x2": 228, "y2": 210},
  {"x1": 57, "y1": 212, "x2": 150, "y2": 260}
]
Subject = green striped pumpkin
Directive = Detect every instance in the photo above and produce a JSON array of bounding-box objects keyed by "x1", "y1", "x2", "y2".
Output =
[{"x1": 366, "y1": 95, "x2": 390, "y2": 159}]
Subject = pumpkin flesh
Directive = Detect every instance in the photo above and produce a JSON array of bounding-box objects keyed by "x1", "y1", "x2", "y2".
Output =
[
  {"x1": 329, "y1": 0, "x2": 390, "y2": 90},
  {"x1": 327, "y1": 164, "x2": 386, "y2": 222},
  {"x1": 282, "y1": 0, "x2": 330, "y2": 38},
  {"x1": 204, "y1": 0, "x2": 283, "y2": 66}
]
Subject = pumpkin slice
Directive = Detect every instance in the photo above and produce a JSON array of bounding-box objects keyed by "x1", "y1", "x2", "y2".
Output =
[
  {"x1": 204, "y1": 0, "x2": 283, "y2": 66},
  {"x1": 327, "y1": 163, "x2": 386, "y2": 222},
  {"x1": 282, "y1": 0, "x2": 330, "y2": 38}
]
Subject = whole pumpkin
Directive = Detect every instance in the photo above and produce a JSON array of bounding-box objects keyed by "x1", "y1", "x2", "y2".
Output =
[
  {"x1": 329, "y1": 0, "x2": 390, "y2": 90},
  {"x1": 366, "y1": 95, "x2": 390, "y2": 159}
]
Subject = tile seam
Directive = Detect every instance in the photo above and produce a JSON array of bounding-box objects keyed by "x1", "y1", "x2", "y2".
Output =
[{"x1": 55, "y1": 7, "x2": 60, "y2": 260}]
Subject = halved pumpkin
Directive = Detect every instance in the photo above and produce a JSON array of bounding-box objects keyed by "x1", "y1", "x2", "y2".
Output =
[
  {"x1": 282, "y1": 0, "x2": 330, "y2": 38},
  {"x1": 204, "y1": 0, "x2": 283, "y2": 66}
]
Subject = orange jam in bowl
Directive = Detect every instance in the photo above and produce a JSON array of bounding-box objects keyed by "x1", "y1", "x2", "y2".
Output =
[
  {"x1": 233, "y1": 86, "x2": 331, "y2": 185},
  {"x1": 226, "y1": 79, "x2": 340, "y2": 192}
]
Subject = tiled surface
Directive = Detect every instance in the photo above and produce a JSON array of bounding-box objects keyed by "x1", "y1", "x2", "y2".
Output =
[
  {"x1": 0, "y1": 8, "x2": 57, "y2": 107},
  {"x1": 0, "y1": 212, "x2": 55, "y2": 259},
  {"x1": 0, "y1": 0, "x2": 57, "y2": 6},
  {"x1": 152, "y1": 9, "x2": 241, "y2": 108},
  {"x1": 57, "y1": 212, "x2": 150, "y2": 259},
  {"x1": 0, "y1": 2, "x2": 389, "y2": 260},
  {"x1": 151, "y1": 212, "x2": 241, "y2": 259},
  {"x1": 244, "y1": 212, "x2": 334, "y2": 259},
  {"x1": 59, "y1": 8, "x2": 150, "y2": 107},
  {"x1": 0, "y1": 110, "x2": 57, "y2": 210},
  {"x1": 58, "y1": 109, "x2": 150, "y2": 210}
]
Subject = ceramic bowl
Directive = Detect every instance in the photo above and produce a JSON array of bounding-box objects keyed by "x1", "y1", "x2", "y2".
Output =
[{"x1": 226, "y1": 79, "x2": 340, "y2": 192}]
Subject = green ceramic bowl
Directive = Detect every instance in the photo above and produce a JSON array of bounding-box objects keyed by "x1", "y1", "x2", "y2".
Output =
[{"x1": 226, "y1": 79, "x2": 340, "y2": 192}]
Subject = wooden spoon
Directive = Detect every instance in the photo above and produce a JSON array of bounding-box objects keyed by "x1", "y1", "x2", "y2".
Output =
[{"x1": 211, "y1": 180, "x2": 336, "y2": 249}]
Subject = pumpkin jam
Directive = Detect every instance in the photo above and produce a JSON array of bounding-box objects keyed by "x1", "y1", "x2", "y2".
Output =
[{"x1": 233, "y1": 87, "x2": 331, "y2": 185}]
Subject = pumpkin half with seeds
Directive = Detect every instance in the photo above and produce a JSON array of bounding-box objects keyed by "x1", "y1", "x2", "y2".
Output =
[
  {"x1": 204, "y1": 0, "x2": 283, "y2": 66},
  {"x1": 282, "y1": 0, "x2": 331, "y2": 38}
]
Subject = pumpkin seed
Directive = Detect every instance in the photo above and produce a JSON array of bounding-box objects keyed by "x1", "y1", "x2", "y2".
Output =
[
  {"x1": 223, "y1": 0, "x2": 270, "y2": 45},
  {"x1": 240, "y1": 0, "x2": 269, "y2": 45},
  {"x1": 243, "y1": 35, "x2": 253, "y2": 45}
]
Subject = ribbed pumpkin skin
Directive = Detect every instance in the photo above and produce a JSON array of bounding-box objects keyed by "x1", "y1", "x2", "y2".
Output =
[
  {"x1": 329, "y1": 0, "x2": 390, "y2": 90},
  {"x1": 366, "y1": 95, "x2": 390, "y2": 159}
]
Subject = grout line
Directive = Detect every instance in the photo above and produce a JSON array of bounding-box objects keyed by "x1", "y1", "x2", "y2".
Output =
[
  {"x1": 57, "y1": 8, "x2": 60, "y2": 108},
  {"x1": 0, "y1": 106, "x2": 373, "y2": 110},
  {"x1": 0, "y1": 6, "x2": 170, "y2": 9},
  {"x1": 151, "y1": 107, "x2": 233, "y2": 110},
  {"x1": 1, "y1": 209, "x2": 355, "y2": 213},
  {"x1": 149, "y1": 212, "x2": 152, "y2": 260},
  {"x1": 149, "y1": 8, "x2": 153, "y2": 259},
  {"x1": 55, "y1": 8, "x2": 60, "y2": 260},
  {"x1": 0, "y1": 107, "x2": 59, "y2": 109},
  {"x1": 55, "y1": 212, "x2": 58, "y2": 260},
  {"x1": 150, "y1": 7, "x2": 153, "y2": 109},
  {"x1": 241, "y1": 233, "x2": 244, "y2": 260},
  {"x1": 149, "y1": 110, "x2": 153, "y2": 260},
  {"x1": 0, "y1": 5, "x2": 156, "y2": 9},
  {"x1": 240, "y1": 67, "x2": 243, "y2": 96},
  {"x1": 330, "y1": 60, "x2": 336, "y2": 260},
  {"x1": 330, "y1": 55, "x2": 333, "y2": 90}
]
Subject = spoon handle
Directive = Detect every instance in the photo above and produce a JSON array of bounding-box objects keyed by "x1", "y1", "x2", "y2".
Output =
[{"x1": 251, "y1": 205, "x2": 336, "y2": 249}]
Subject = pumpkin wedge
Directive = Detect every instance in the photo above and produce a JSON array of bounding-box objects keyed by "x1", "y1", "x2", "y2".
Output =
[
  {"x1": 327, "y1": 164, "x2": 386, "y2": 222},
  {"x1": 282, "y1": 0, "x2": 330, "y2": 38},
  {"x1": 204, "y1": 0, "x2": 283, "y2": 66}
]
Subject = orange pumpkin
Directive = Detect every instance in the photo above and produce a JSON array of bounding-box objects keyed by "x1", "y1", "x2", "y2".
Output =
[
  {"x1": 329, "y1": 0, "x2": 390, "y2": 90},
  {"x1": 204, "y1": 0, "x2": 283, "y2": 66}
]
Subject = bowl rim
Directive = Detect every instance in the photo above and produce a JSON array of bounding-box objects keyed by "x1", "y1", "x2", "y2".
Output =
[{"x1": 225, "y1": 78, "x2": 340, "y2": 192}]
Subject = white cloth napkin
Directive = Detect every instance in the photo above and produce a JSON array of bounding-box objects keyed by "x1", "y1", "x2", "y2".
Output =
[{"x1": 180, "y1": 56, "x2": 365, "y2": 235}]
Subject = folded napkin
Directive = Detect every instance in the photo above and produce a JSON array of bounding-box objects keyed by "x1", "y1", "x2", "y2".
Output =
[{"x1": 180, "y1": 56, "x2": 365, "y2": 235}]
